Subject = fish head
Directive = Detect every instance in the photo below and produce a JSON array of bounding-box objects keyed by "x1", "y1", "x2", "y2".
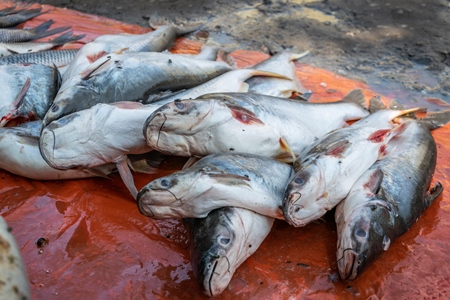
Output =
[
  {"x1": 144, "y1": 98, "x2": 232, "y2": 155},
  {"x1": 186, "y1": 207, "x2": 241, "y2": 297},
  {"x1": 39, "y1": 104, "x2": 113, "y2": 169},
  {"x1": 337, "y1": 199, "x2": 394, "y2": 280},
  {"x1": 282, "y1": 162, "x2": 327, "y2": 226},
  {"x1": 136, "y1": 164, "x2": 221, "y2": 218}
]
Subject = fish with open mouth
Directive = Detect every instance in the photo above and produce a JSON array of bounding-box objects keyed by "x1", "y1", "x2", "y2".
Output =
[
  {"x1": 282, "y1": 108, "x2": 422, "y2": 227},
  {"x1": 143, "y1": 90, "x2": 368, "y2": 162},
  {"x1": 39, "y1": 101, "x2": 174, "y2": 196},
  {"x1": 246, "y1": 51, "x2": 310, "y2": 98},
  {"x1": 184, "y1": 206, "x2": 274, "y2": 297},
  {"x1": 0, "y1": 216, "x2": 30, "y2": 300},
  {"x1": 62, "y1": 21, "x2": 199, "y2": 81},
  {"x1": 0, "y1": 64, "x2": 60, "y2": 126},
  {"x1": 0, "y1": 121, "x2": 117, "y2": 180},
  {"x1": 335, "y1": 113, "x2": 447, "y2": 281},
  {"x1": 0, "y1": 19, "x2": 71, "y2": 43},
  {"x1": 137, "y1": 153, "x2": 294, "y2": 219},
  {"x1": 42, "y1": 51, "x2": 232, "y2": 127}
]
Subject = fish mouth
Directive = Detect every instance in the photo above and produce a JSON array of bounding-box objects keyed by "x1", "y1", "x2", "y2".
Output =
[
  {"x1": 337, "y1": 248, "x2": 358, "y2": 281},
  {"x1": 136, "y1": 187, "x2": 155, "y2": 217},
  {"x1": 207, "y1": 260, "x2": 219, "y2": 297},
  {"x1": 283, "y1": 192, "x2": 306, "y2": 227},
  {"x1": 204, "y1": 255, "x2": 232, "y2": 297}
]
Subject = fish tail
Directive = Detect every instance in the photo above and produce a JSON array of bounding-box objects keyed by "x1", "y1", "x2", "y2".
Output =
[
  {"x1": 15, "y1": 7, "x2": 44, "y2": 20},
  {"x1": 217, "y1": 50, "x2": 237, "y2": 68},
  {"x1": 32, "y1": 21, "x2": 72, "y2": 40},
  {"x1": 420, "y1": 110, "x2": 450, "y2": 130},
  {"x1": 47, "y1": 31, "x2": 86, "y2": 46},
  {"x1": 341, "y1": 89, "x2": 367, "y2": 110},
  {"x1": 148, "y1": 14, "x2": 201, "y2": 35}
]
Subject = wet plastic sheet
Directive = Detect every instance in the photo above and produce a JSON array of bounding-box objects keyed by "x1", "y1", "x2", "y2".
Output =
[{"x1": 1, "y1": 1, "x2": 450, "y2": 299}]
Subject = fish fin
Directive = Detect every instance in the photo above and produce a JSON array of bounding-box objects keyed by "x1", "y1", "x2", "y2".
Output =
[
  {"x1": 217, "y1": 50, "x2": 237, "y2": 68},
  {"x1": 378, "y1": 144, "x2": 391, "y2": 159},
  {"x1": 0, "y1": 77, "x2": 31, "y2": 127},
  {"x1": 182, "y1": 156, "x2": 201, "y2": 170},
  {"x1": 207, "y1": 173, "x2": 252, "y2": 188},
  {"x1": 290, "y1": 51, "x2": 310, "y2": 61},
  {"x1": 368, "y1": 95, "x2": 387, "y2": 113},
  {"x1": 114, "y1": 47, "x2": 129, "y2": 54},
  {"x1": 115, "y1": 157, "x2": 138, "y2": 198},
  {"x1": 80, "y1": 55, "x2": 112, "y2": 80},
  {"x1": 363, "y1": 169, "x2": 384, "y2": 194},
  {"x1": 237, "y1": 82, "x2": 249, "y2": 92},
  {"x1": 111, "y1": 101, "x2": 145, "y2": 109},
  {"x1": 48, "y1": 31, "x2": 86, "y2": 46},
  {"x1": 248, "y1": 70, "x2": 292, "y2": 80},
  {"x1": 82, "y1": 168, "x2": 112, "y2": 179},
  {"x1": 341, "y1": 89, "x2": 367, "y2": 110},
  {"x1": 128, "y1": 151, "x2": 167, "y2": 174},
  {"x1": 32, "y1": 20, "x2": 72, "y2": 41},
  {"x1": 420, "y1": 110, "x2": 450, "y2": 130},
  {"x1": 376, "y1": 188, "x2": 397, "y2": 208},
  {"x1": 279, "y1": 137, "x2": 297, "y2": 163},
  {"x1": 389, "y1": 99, "x2": 408, "y2": 110},
  {"x1": 392, "y1": 107, "x2": 427, "y2": 123},
  {"x1": 325, "y1": 139, "x2": 351, "y2": 157},
  {"x1": 86, "y1": 50, "x2": 108, "y2": 64},
  {"x1": 425, "y1": 182, "x2": 443, "y2": 207},
  {"x1": 147, "y1": 14, "x2": 201, "y2": 34},
  {"x1": 224, "y1": 103, "x2": 264, "y2": 125}
]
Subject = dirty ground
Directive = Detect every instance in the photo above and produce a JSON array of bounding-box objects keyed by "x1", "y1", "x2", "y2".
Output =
[{"x1": 34, "y1": 0, "x2": 450, "y2": 105}]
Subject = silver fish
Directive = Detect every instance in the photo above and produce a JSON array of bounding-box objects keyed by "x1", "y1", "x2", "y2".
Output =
[
  {"x1": 40, "y1": 101, "x2": 169, "y2": 197},
  {"x1": 0, "y1": 49, "x2": 78, "y2": 68},
  {"x1": 42, "y1": 52, "x2": 232, "y2": 126},
  {"x1": 0, "y1": 216, "x2": 30, "y2": 299},
  {"x1": 184, "y1": 207, "x2": 274, "y2": 297},
  {"x1": 335, "y1": 118, "x2": 443, "y2": 281},
  {"x1": 0, "y1": 19, "x2": 71, "y2": 43},
  {"x1": 62, "y1": 23, "x2": 198, "y2": 81},
  {"x1": 137, "y1": 153, "x2": 294, "y2": 219},
  {"x1": 283, "y1": 108, "x2": 421, "y2": 227},
  {"x1": 144, "y1": 90, "x2": 368, "y2": 162},
  {"x1": 0, "y1": 121, "x2": 116, "y2": 180},
  {"x1": 144, "y1": 69, "x2": 289, "y2": 104},
  {"x1": 0, "y1": 64, "x2": 60, "y2": 126},
  {"x1": 0, "y1": 31, "x2": 84, "y2": 57},
  {"x1": 247, "y1": 51, "x2": 310, "y2": 98},
  {"x1": 0, "y1": 7, "x2": 43, "y2": 27}
]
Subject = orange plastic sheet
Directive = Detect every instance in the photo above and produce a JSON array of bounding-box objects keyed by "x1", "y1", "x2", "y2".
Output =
[{"x1": 1, "y1": 1, "x2": 450, "y2": 299}]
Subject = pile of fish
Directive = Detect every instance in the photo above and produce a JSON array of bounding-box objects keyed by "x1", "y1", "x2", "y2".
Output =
[{"x1": 0, "y1": 4, "x2": 448, "y2": 298}]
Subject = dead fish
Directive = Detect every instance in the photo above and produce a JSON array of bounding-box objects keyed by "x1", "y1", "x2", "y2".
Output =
[
  {"x1": 0, "y1": 216, "x2": 30, "y2": 300},
  {"x1": 144, "y1": 90, "x2": 369, "y2": 162},
  {"x1": 42, "y1": 52, "x2": 232, "y2": 126},
  {"x1": 0, "y1": 121, "x2": 116, "y2": 180},
  {"x1": 0, "y1": 7, "x2": 44, "y2": 27},
  {"x1": 145, "y1": 69, "x2": 289, "y2": 104},
  {"x1": 137, "y1": 153, "x2": 294, "y2": 219},
  {"x1": 247, "y1": 51, "x2": 310, "y2": 98},
  {"x1": 0, "y1": 31, "x2": 84, "y2": 57},
  {"x1": 0, "y1": 19, "x2": 71, "y2": 43},
  {"x1": 335, "y1": 117, "x2": 445, "y2": 281},
  {"x1": 283, "y1": 108, "x2": 421, "y2": 227},
  {"x1": 40, "y1": 101, "x2": 171, "y2": 197},
  {"x1": 0, "y1": 48, "x2": 78, "y2": 70},
  {"x1": 0, "y1": 64, "x2": 60, "y2": 126},
  {"x1": 184, "y1": 207, "x2": 274, "y2": 297},
  {"x1": 62, "y1": 23, "x2": 199, "y2": 81}
]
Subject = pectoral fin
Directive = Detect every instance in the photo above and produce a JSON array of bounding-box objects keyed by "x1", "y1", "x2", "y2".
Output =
[
  {"x1": 115, "y1": 156, "x2": 138, "y2": 198},
  {"x1": 207, "y1": 173, "x2": 252, "y2": 188},
  {"x1": 279, "y1": 137, "x2": 297, "y2": 163}
]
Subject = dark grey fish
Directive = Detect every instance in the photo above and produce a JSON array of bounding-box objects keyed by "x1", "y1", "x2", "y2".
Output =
[
  {"x1": 0, "y1": 64, "x2": 60, "y2": 126},
  {"x1": 42, "y1": 51, "x2": 232, "y2": 126},
  {"x1": 0, "y1": 7, "x2": 44, "y2": 27},
  {"x1": 184, "y1": 207, "x2": 274, "y2": 297},
  {"x1": 335, "y1": 118, "x2": 444, "y2": 280},
  {"x1": 0, "y1": 48, "x2": 78, "y2": 67},
  {"x1": 0, "y1": 19, "x2": 71, "y2": 43},
  {"x1": 137, "y1": 153, "x2": 294, "y2": 219}
]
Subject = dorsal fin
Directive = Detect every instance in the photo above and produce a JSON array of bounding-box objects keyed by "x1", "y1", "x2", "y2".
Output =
[
  {"x1": 369, "y1": 95, "x2": 386, "y2": 113},
  {"x1": 341, "y1": 89, "x2": 367, "y2": 109}
]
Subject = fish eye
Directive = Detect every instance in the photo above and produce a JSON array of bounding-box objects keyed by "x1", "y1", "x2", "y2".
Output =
[
  {"x1": 294, "y1": 177, "x2": 305, "y2": 185},
  {"x1": 355, "y1": 228, "x2": 367, "y2": 238},
  {"x1": 370, "y1": 205, "x2": 377, "y2": 211},
  {"x1": 174, "y1": 100, "x2": 185, "y2": 110},
  {"x1": 159, "y1": 178, "x2": 171, "y2": 188},
  {"x1": 51, "y1": 104, "x2": 59, "y2": 112},
  {"x1": 220, "y1": 238, "x2": 230, "y2": 245}
]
